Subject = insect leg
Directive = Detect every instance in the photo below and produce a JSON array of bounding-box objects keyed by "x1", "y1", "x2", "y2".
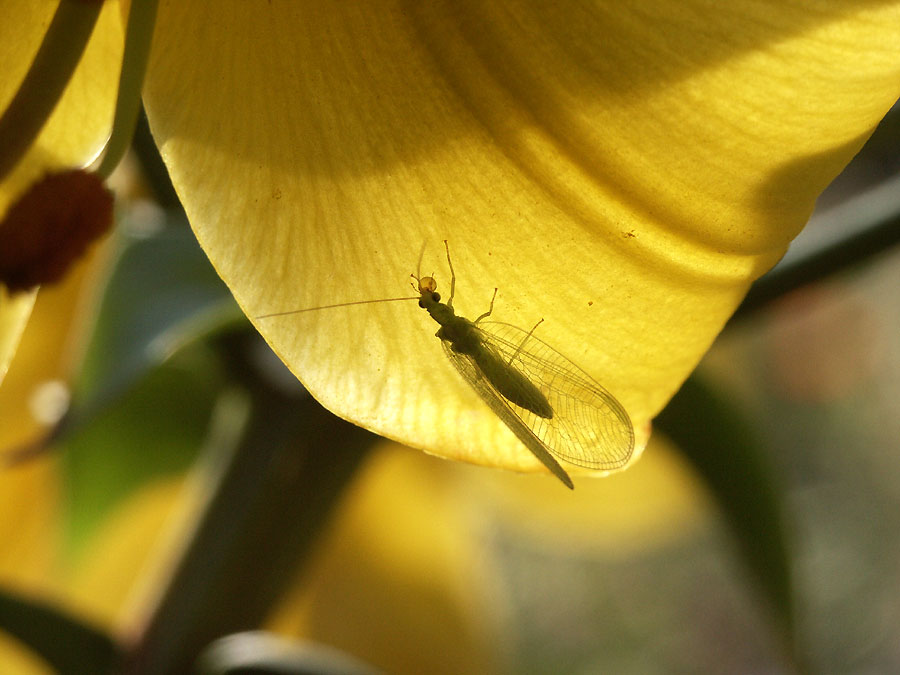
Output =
[
  {"x1": 474, "y1": 287, "x2": 498, "y2": 323},
  {"x1": 415, "y1": 240, "x2": 427, "y2": 280},
  {"x1": 507, "y1": 317, "x2": 544, "y2": 365}
]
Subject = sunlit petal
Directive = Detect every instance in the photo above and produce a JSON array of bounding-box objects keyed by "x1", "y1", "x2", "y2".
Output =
[{"x1": 144, "y1": 1, "x2": 900, "y2": 474}]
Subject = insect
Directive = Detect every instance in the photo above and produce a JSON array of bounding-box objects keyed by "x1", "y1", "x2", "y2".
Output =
[{"x1": 258, "y1": 241, "x2": 634, "y2": 488}]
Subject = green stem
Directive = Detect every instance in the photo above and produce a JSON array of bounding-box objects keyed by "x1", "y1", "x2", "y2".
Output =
[
  {"x1": 119, "y1": 333, "x2": 375, "y2": 675},
  {"x1": 0, "y1": 0, "x2": 102, "y2": 181},
  {"x1": 95, "y1": 0, "x2": 160, "y2": 179}
]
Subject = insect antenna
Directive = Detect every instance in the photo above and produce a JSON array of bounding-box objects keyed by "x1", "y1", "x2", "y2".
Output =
[{"x1": 255, "y1": 296, "x2": 419, "y2": 319}]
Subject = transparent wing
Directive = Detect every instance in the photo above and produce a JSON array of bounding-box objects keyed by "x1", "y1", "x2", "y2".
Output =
[
  {"x1": 442, "y1": 337, "x2": 572, "y2": 485},
  {"x1": 441, "y1": 321, "x2": 634, "y2": 471}
]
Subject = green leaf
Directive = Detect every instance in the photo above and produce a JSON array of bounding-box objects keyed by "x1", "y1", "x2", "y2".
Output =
[
  {"x1": 69, "y1": 212, "x2": 241, "y2": 416},
  {"x1": 61, "y1": 342, "x2": 225, "y2": 559},
  {"x1": 121, "y1": 340, "x2": 375, "y2": 673},
  {"x1": 0, "y1": 586, "x2": 118, "y2": 675},
  {"x1": 654, "y1": 375, "x2": 795, "y2": 655},
  {"x1": 56, "y1": 211, "x2": 244, "y2": 557}
]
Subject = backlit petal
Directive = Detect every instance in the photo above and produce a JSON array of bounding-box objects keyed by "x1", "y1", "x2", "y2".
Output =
[{"x1": 144, "y1": 1, "x2": 900, "y2": 474}]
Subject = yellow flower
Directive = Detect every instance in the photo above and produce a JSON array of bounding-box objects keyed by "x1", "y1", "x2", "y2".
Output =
[
  {"x1": 0, "y1": 0, "x2": 123, "y2": 381},
  {"x1": 4, "y1": 1, "x2": 899, "y2": 479},
  {"x1": 269, "y1": 443, "x2": 508, "y2": 674},
  {"x1": 139, "y1": 2, "x2": 900, "y2": 476},
  {"x1": 0, "y1": 253, "x2": 100, "y2": 673}
]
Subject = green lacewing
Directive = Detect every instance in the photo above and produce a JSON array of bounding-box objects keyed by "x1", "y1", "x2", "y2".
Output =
[{"x1": 257, "y1": 241, "x2": 635, "y2": 488}]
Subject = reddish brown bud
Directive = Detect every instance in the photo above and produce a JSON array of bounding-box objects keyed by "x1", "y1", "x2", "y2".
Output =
[{"x1": 0, "y1": 169, "x2": 113, "y2": 292}]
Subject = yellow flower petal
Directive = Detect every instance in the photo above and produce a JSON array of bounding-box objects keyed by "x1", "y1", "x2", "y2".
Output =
[
  {"x1": 0, "y1": 244, "x2": 116, "y2": 674},
  {"x1": 64, "y1": 478, "x2": 186, "y2": 627},
  {"x1": 0, "y1": 252, "x2": 103, "y2": 597},
  {"x1": 0, "y1": 288, "x2": 35, "y2": 386},
  {"x1": 1, "y1": 0, "x2": 123, "y2": 377},
  {"x1": 0, "y1": 262, "x2": 91, "y2": 674},
  {"x1": 0, "y1": 458, "x2": 58, "y2": 589},
  {"x1": 269, "y1": 443, "x2": 505, "y2": 674},
  {"x1": 143, "y1": 2, "x2": 900, "y2": 475},
  {"x1": 458, "y1": 432, "x2": 709, "y2": 556},
  {"x1": 0, "y1": 1, "x2": 123, "y2": 197},
  {"x1": 0, "y1": 632, "x2": 52, "y2": 675}
]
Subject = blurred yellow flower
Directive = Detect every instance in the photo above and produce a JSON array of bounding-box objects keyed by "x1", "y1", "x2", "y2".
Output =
[
  {"x1": 0, "y1": 0, "x2": 123, "y2": 381},
  {"x1": 459, "y1": 432, "x2": 709, "y2": 557},
  {"x1": 269, "y1": 443, "x2": 507, "y2": 674},
  {"x1": 0, "y1": 252, "x2": 103, "y2": 673}
]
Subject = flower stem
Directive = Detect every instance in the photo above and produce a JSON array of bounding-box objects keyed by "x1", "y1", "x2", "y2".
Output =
[
  {"x1": 95, "y1": 0, "x2": 160, "y2": 180},
  {"x1": 118, "y1": 332, "x2": 375, "y2": 675}
]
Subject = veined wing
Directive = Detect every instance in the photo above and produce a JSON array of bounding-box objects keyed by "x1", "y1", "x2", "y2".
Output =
[
  {"x1": 441, "y1": 321, "x2": 634, "y2": 471},
  {"x1": 441, "y1": 336, "x2": 572, "y2": 487}
]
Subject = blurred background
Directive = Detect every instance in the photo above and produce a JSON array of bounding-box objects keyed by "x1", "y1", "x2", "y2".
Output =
[{"x1": 0, "y1": 105, "x2": 897, "y2": 674}]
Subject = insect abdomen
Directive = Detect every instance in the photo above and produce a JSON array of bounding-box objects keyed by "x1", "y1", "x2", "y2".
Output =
[{"x1": 471, "y1": 345, "x2": 554, "y2": 418}]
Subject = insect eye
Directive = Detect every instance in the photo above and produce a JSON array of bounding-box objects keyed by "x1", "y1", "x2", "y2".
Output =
[
  {"x1": 418, "y1": 299, "x2": 425, "y2": 308},
  {"x1": 433, "y1": 292, "x2": 441, "y2": 302}
]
